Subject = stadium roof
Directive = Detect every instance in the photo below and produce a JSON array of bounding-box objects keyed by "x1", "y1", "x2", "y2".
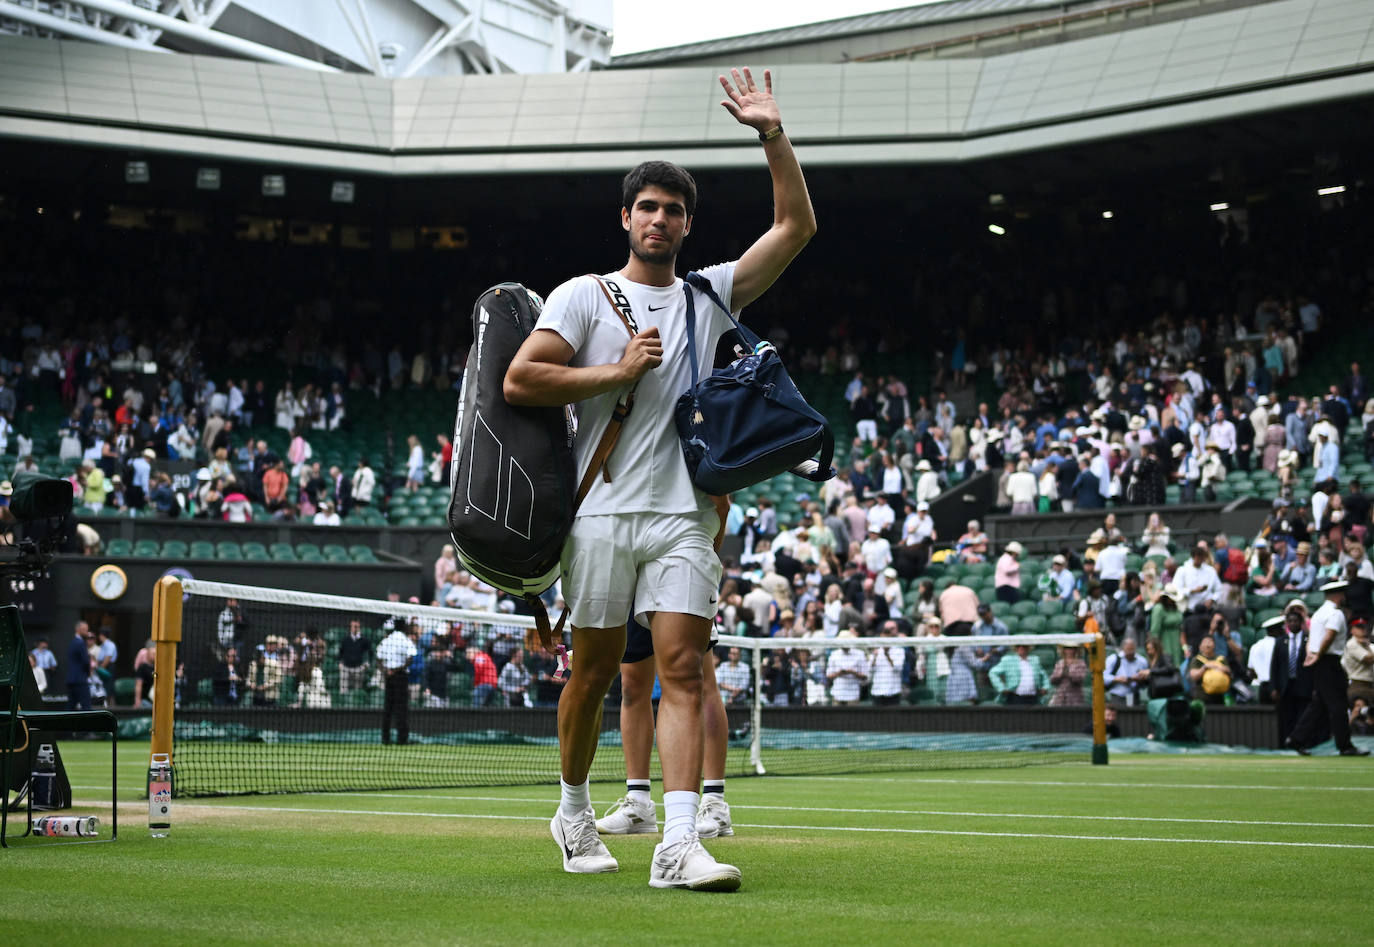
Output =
[
  {"x1": 611, "y1": 0, "x2": 1125, "y2": 66},
  {"x1": 0, "y1": 0, "x2": 1371, "y2": 175}
]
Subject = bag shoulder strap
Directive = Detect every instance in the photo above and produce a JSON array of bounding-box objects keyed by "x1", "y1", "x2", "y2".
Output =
[{"x1": 575, "y1": 275, "x2": 641, "y2": 507}]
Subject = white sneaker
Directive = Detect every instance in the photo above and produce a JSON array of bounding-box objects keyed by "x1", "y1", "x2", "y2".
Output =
[
  {"x1": 596, "y1": 795, "x2": 658, "y2": 835},
  {"x1": 695, "y1": 794, "x2": 733, "y2": 838},
  {"x1": 649, "y1": 832, "x2": 741, "y2": 891},
  {"x1": 551, "y1": 808, "x2": 619, "y2": 874}
]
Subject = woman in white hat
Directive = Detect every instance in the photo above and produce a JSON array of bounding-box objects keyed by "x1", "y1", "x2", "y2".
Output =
[
  {"x1": 995, "y1": 541, "x2": 1024, "y2": 604},
  {"x1": 1276, "y1": 448, "x2": 1299, "y2": 490}
]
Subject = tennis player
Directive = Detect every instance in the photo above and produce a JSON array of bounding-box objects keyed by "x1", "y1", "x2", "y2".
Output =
[{"x1": 505, "y1": 66, "x2": 814, "y2": 890}]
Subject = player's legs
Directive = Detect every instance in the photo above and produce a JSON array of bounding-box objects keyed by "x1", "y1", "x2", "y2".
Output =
[
  {"x1": 701, "y1": 650, "x2": 727, "y2": 783},
  {"x1": 696, "y1": 650, "x2": 733, "y2": 838},
  {"x1": 649, "y1": 611, "x2": 710, "y2": 796},
  {"x1": 557, "y1": 624, "x2": 625, "y2": 786},
  {"x1": 596, "y1": 649, "x2": 659, "y2": 835},
  {"x1": 551, "y1": 623, "x2": 623, "y2": 874}
]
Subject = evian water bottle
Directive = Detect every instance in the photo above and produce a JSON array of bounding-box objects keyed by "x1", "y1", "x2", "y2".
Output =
[{"x1": 148, "y1": 753, "x2": 172, "y2": 838}]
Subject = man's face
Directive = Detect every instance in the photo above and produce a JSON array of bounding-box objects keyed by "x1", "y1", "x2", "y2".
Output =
[
  {"x1": 1015, "y1": 645, "x2": 1031, "y2": 658},
  {"x1": 728, "y1": 648, "x2": 741, "y2": 663},
  {"x1": 623, "y1": 185, "x2": 690, "y2": 265},
  {"x1": 1122, "y1": 638, "x2": 1136, "y2": 659}
]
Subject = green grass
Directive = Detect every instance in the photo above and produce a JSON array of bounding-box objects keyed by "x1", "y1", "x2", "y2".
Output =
[{"x1": 3, "y1": 741, "x2": 1372, "y2": 945}]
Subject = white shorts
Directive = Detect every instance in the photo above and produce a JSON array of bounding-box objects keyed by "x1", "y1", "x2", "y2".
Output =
[{"x1": 561, "y1": 508, "x2": 722, "y2": 629}]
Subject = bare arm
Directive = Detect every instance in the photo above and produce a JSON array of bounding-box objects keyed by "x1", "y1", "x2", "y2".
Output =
[
  {"x1": 504, "y1": 326, "x2": 662, "y2": 407},
  {"x1": 717, "y1": 68, "x2": 817, "y2": 311}
]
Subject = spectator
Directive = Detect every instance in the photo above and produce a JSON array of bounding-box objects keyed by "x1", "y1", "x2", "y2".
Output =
[
  {"x1": 868, "y1": 620, "x2": 906, "y2": 705},
  {"x1": 990, "y1": 644, "x2": 1048, "y2": 705},
  {"x1": 1174, "y1": 542, "x2": 1221, "y2": 612},
  {"x1": 1006, "y1": 460, "x2": 1037, "y2": 515},
  {"x1": 1048, "y1": 644, "x2": 1088, "y2": 707},
  {"x1": 1188, "y1": 636, "x2": 1233, "y2": 705},
  {"x1": 337, "y1": 620, "x2": 374, "y2": 693},
  {"x1": 262, "y1": 459, "x2": 289, "y2": 510},
  {"x1": 993, "y1": 541, "x2": 1023, "y2": 603},
  {"x1": 825, "y1": 630, "x2": 869, "y2": 706},
  {"x1": 467, "y1": 646, "x2": 499, "y2": 706},
  {"x1": 1280, "y1": 541, "x2": 1316, "y2": 592},
  {"x1": 716, "y1": 647, "x2": 752, "y2": 705},
  {"x1": 1104, "y1": 637, "x2": 1150, "y2": 706},
  {"x1": 1040, "y1": 554, "x2": 1075, "y2": 602},
  {"x1": 212, "y1": 647, "x2": 242, "y2": 705},
  {"x1": 938, "y1": 581, "x2": 979, "y2": 637},
  {"x1": 351, "y1": 457, "x2": 376, "y2": 508},
  {"x1": 498, "y1": 647, "x2": 531, "y2": 707},
  {"x1": 1343, "y1": 618, "x2": 1374, "y2": 706}
]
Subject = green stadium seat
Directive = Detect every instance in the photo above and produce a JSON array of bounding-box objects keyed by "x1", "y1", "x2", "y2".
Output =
[
  {"x1": 976, "y1": 587, "x2": 998, "y2": 605},
  {"x1": 241, "y1": 542, "x2": 268, "y2": 556},
  {"x1": 189, "y1": 542, "x2": 216, "y2": 559},
  {"x1": 161, "y1": 540, "x2": 189, "y2": 557},
  {"x1": 296, "y1": 543, "x2": 322, "y2": 558},
  {"x1": 133, "y1": 540, "x2": 161, "y2": 557},
  {"x1": 217, "y1": 544, "x2": 243, "y2": 560},
  {"x1": 350, "y1": 549, "x2": 378, "y2": 563},
  {"x1": 106, "y1": 539, "x2": 132, "y2": 556},
  {"x1": 1016, "y1": 615, "x2": 1046, "y2": 634},
  {"x1": 1047, "y1": 614, "x2": 1077, "y2": 634},
  {"x1": 272, "y1": 547, "x2": 298, "y2": 561},
  {"x1": 989, "y1": 601, "x2": 1012, "y2": 618},
  {"x1": 1011, "y1": 601, "x2": 1036, "y2": 618},
  {"x1": 1304, "y1": 592, "x2": 1324, "y2": 610},
  {"x1": 322, "y1": 544, "x2": 349, "y2": 559},
  {"x1": 1036, "y1": 600, "x2": 1063, "y2": 617}
]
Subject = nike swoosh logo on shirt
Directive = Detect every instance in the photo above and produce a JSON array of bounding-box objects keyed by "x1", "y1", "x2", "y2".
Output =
[{"x1": 648, "y1": 305, "x2": 667, "y2": 311}]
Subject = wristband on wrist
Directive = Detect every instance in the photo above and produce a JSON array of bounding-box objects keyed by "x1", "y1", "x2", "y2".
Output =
[{"x1": 759, "y1": 125, "x2": 784, "y2": 142}]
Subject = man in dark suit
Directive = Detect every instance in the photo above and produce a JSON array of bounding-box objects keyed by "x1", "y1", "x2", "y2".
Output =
[
  {"x1": 1268, "y1": 604, "x2": 1321, "y2": 749},
  {"x1": 66, "y1": 620, "x2": 92, "y2": 711}
]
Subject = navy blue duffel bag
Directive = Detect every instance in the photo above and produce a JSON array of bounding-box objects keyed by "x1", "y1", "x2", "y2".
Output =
[{"x1": 675, "y1": 272, "x2": 835, "y2": 496}]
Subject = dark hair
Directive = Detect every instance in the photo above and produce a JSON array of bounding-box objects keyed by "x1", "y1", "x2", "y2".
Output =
[{"x1": 622, "y1": 161, "x2": 698, "y2": 217}]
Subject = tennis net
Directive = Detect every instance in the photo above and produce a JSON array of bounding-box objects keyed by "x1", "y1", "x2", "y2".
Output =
[{"x1": 162, "y1": 579, "x2": 1106, "y2": 797}]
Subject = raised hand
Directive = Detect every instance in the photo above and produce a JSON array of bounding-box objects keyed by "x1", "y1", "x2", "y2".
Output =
[{"x1": 718, "y1": 67, "x2": 781, "y2": 133}]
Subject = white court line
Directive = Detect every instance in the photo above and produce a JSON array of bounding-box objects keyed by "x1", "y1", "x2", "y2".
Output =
[
  {"x1": 799, "y1": 775, "x2": 1374, "y2": 792},
  {"x1": 294, "y1": 791, "x2": 1370, "y2": 830},
  {"x1": 174, "y1": 803, "x2": 1374, "y2": 850}
]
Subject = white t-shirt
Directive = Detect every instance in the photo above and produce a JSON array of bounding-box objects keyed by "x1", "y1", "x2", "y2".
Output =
[
  {"x1": 1308, "y1": 600, "x2": 1347, "y2": 657},
  {"x1": 827, "y1": 648, "x2": 868, "y2": 702},
  {"x1": 536, "y1": 264, "x2": 736, "y2": 517},
  {"x1": 1096, "y1": 543, "x2": 1128, "y2": 581}
]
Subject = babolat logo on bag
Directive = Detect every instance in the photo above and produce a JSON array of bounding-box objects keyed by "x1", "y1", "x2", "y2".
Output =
[{"x1": 601, "y1": 279, "x2": 639, "y2": 333}]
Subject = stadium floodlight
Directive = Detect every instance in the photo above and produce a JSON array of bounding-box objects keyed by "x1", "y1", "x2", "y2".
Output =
[
  {"x1": 987, "y1": 224, "x2": 1006, "y2": 236},
  {"x1": 1101, "y1": 210, "x2": 1114, "y2": 219},
  {"x1": 125, "y1": 160, "x2": 150, "y2": 184},
  {"x1": 196, "y1": 168, "x2": 221, "y2": 191},
  {"x1": 988, "y1": 193, "x2": 1006, "y2": 206},
  {"x1": 262, "y1": 174, "x2": 286, "y2": 197},
  {"x1": 331, "y1": 181, "x2": 355, "y2": 204},
  {"x1": 1317, "y1": 185, "x2": 1346, "y2": 196},
  {"x1": 1209, "y1": 202, "x2": 1229, "y2": 212}
]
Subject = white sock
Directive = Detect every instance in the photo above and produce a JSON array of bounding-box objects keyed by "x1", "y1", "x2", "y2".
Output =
[
  {"x1": 559, "y1": 779, "x2": 590, "y2": 818},
  {"x1": 627, "y1": 779, "x2": 652, "y2": 807},
  {"x1": 663, "y1": 790, "x2": 699, "y2": 846},
  {"x1": 703, "y1": 779, "x2": 724, "y2": 798}
]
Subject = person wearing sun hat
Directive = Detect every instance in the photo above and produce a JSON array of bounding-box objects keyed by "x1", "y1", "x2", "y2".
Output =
[{"x1": 1286, "y1": 579, "x2": 1371, "y2": 756}]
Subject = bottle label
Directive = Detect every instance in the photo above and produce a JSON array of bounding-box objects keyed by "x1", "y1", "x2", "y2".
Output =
[{"x1": 149, "y1": 774, "x2": 171, "y2": 824}]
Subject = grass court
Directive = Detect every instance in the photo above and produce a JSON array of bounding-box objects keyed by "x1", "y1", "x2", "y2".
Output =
[{"x1": 2, "y1": 741, "x2": 1370, "y2": 945}]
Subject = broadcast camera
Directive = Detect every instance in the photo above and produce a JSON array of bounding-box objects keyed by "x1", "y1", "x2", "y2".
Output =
[{"x1": 0, "y1": 471, "x2": 75, "y2": 597}]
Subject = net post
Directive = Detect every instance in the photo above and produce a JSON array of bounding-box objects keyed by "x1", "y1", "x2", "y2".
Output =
[
  {"x1": 749, "y1": 642, "x2": 765, "y2": 775},
  {"x1": 150, "y1": 575, "x2": 183, "y2": 767},
  {"x1": 1088, "y1": 631, "x2": 1109, "y2": 765}
]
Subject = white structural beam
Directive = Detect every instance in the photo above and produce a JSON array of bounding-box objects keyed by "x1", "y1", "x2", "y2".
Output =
[
  {"x1": 0, "y1": 2, "x2": 172, "y2": 53},
  {"x1": 62, "y1": 0, "x2": 340, "y2": 72}
]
